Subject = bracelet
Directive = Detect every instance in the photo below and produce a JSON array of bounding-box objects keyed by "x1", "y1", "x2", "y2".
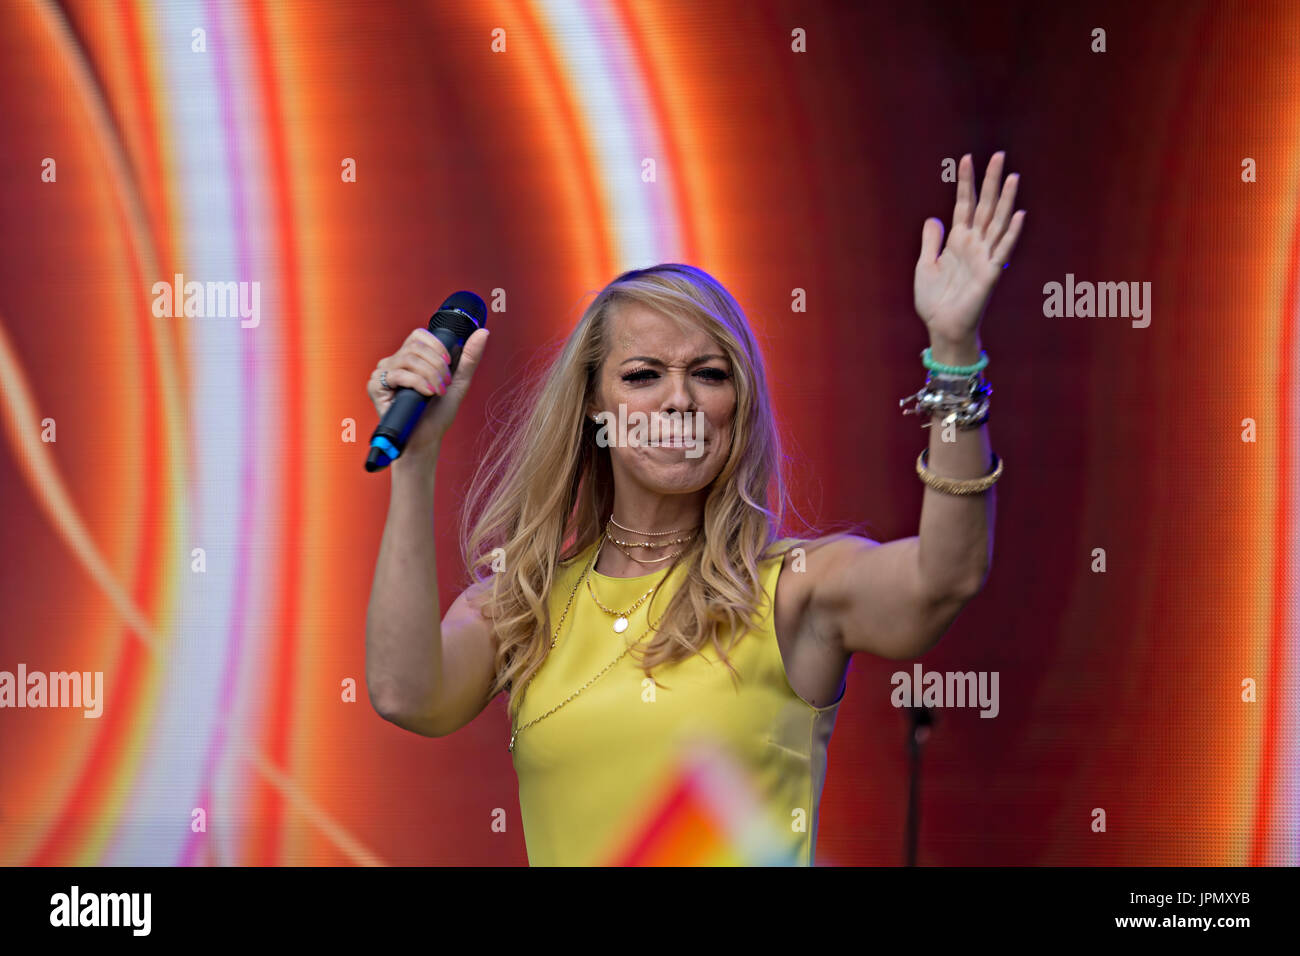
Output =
[
  {"x1": 900, "y1": 376, "x2": 992, "y2": 428},
  {"x1": 922, "y1": 347, "x2": 988, "y2": 376},
  {"x1": 937, "y1": 400, "x2": 990, "y2": 430},
  {"x1": 931, "y1": 397, "x2": 991, "y2": 430},
  {"x1": 930, "y1": 369, "x2": 977, "y2": 392},
  {"x1": 915, "y1": 448, "x2": 1003, "y2": 495}
]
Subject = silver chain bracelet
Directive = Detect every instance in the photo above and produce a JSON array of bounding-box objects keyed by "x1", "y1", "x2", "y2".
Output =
[{"x1": 900, "y1": 372, "x2": 992, "y2": 429}]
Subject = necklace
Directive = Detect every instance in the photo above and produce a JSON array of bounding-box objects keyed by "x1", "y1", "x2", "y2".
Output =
[
  {"x1": 605, "y1": 530, "x2": 697, "y2": 548},
  {"x1": 602, "y1": 519, "x2": 697, "y2": 564},
  {"x1": 605, "y1": 531, "x2": 685, "y2": 564},
  {"x1": 508, "y1": 543, "x2": 664, "y2": 754},
  {"x1": 547, "y1": 544, "x2": 595, "y2": 652},
  {"x1": 586, "y1": 539, "x2": 670, "y2": 632},
  {"x1": 609, "y1": 515, "x2": 693, "y2": 537}
]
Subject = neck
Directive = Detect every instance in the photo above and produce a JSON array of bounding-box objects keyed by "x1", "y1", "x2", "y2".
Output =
[{"x1": 595, "y1": 491, "x2": 705, "y2": 578}]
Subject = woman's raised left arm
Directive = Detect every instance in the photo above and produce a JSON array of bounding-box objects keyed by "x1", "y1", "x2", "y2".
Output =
[{"x1": 800, "y1": 151, "x2": 1024, "y2": 660}]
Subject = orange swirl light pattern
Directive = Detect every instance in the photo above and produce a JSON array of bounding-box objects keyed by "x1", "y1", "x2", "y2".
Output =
[{"x1": 0, "y1": 0, "x2": 1295, "y2": 865}]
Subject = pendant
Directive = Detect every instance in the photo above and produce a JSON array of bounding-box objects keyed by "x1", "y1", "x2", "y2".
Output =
[
  {"x1": 508, "y1": 733, "x2": 516, "y2": 753},
  {"x1": 614, "y1": 617, "x2": 628, "y2": 633}
]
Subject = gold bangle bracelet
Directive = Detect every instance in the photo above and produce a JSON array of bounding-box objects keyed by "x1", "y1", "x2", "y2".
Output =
[{"x1": 915, "y1": 448, "x2": 1003, "y2": 495}]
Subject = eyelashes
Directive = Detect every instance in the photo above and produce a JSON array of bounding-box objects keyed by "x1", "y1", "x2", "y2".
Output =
[{"x1": 621, "y1": 368, "x2": 731, "y2": 383}]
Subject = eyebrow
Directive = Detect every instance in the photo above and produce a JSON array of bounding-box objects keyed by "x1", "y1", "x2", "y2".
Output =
[{"x1": 619, "y1": 354, "x2": 729, "y2": 367}]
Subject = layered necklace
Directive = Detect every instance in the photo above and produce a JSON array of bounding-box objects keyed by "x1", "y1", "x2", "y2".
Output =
[
  {"x1": 508, "y1": 518, "x2": 702, "y2": 753},
  {"x1": 584, "y1": 516, "x2": 700, "y2": 633}
]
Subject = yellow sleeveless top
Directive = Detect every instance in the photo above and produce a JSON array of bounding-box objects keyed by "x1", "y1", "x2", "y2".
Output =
[{"x1": 510, "y1": 538, "x2": 843, "y2": 866}]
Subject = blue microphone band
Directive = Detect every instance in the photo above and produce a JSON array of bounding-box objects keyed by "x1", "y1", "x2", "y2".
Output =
[{"x1": 370, "y1": 436, "x2": 400, "y2": 460}]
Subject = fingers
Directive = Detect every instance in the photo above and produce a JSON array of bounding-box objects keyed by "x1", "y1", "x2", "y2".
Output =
[
  {"x1": 917, "y1": 217, "x2": 944, "y2": 265},
  {"x1": 373, "y1": 363, "x2": 439, "y2": 398},
  {"x1": 372, "y1": 360, "x2": 439, "y2": 398},
  {"x1": 457, "y1": 327, "x2": 490, "y2": 371},
  {"x1": 406, "y1": 328, "x2": 453, "y2": 370},
  {"x1": 987, "y1": 170, "x2": 1020, "y2": 252},
  {"x1": 952, "y1": 153, "x2": 975, "y2": 228},
  {"x1": 973, "y1": 151, "x2": 1005, "y2": 235},
  {"x1": 368, "y1": 325, "x2": 490, "y2": 410},
  {"x1": 399, "y1": 348, "x2": 450, "y2": 393},
  {"x1": 991, "y1": 209, "x2": 1026, "y2": 267},
  {"x1": 398, "y1": 328, "x2": 454, "y2": 388},
  {"x1": 444, "y1": 327, "x2": 490, "y2": 399}
]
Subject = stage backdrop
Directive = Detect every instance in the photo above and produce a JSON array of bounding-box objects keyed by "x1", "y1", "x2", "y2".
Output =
[{"x1": 0, "y1": 0, "x2": 1296, "y2": 865}]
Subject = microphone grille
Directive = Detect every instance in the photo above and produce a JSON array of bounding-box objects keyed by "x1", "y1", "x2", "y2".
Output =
[{"x1": 431, "y1": 291, "x2": 487, "y2": 337}]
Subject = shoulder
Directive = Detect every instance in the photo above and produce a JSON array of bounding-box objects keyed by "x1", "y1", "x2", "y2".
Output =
[
  {"x1": 772, "y1": 533, "x2": 881, "y2": 615},
  {"x1": 770, "y1": 533, "x2": 881, "y2": 575}
]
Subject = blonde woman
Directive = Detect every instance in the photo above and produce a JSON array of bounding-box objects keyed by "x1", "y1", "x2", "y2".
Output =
[{"x1": 365, "y1": 152, "x2": 1024, "y2": 865}]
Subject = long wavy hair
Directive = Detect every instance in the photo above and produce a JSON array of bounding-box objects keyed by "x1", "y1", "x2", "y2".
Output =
[{"x1": 461, "y1": 263, "x2": 790, "y2": 722}]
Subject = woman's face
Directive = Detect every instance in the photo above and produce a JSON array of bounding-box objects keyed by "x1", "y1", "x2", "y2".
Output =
[{"x1": 588, "y1": 302, "x2": 737, "y2": 498}]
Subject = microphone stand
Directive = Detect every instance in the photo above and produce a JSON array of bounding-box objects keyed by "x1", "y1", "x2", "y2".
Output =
[{"x1": 904, "y1": 705, "x2": 933, "y2": 866}]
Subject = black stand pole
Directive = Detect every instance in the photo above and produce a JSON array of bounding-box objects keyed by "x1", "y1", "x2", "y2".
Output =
[{"x1": 904, "y1": 705, "x2": 933, "y2": 866}]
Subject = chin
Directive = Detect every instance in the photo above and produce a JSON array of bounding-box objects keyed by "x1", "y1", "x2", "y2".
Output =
[{"x1": 620, "y1": 445, "x2": 724, "y2": 494}]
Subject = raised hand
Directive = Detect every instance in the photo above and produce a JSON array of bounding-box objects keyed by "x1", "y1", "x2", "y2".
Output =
[{"x1": 914, "y1": 151, "x2": 1025, "y2": 347}]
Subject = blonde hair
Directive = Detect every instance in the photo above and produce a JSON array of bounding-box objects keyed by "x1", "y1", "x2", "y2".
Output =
[{"x1": 461, "y1": 263, "x2": 789, "y2": 722}]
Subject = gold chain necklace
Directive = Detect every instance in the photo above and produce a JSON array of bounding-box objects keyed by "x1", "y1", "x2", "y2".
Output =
[
  {"x1": 608, "y1": 515, "x2": 691, "y2": 537},
  {"x1": 508, "y1": 544, "x2": 667, "y2": 754},
  {"x1": 605, "y1": 532, "x2": 684, "y2": 564},
  {"x1": 604, "y1": 518, "x2": 697, "y2": 564},
  {"x1": 585, "y1": 539, "x2": 668, "y2": 633},
  {"x1": 605, "y1": 530, "x2": 697, "y2": 548}
]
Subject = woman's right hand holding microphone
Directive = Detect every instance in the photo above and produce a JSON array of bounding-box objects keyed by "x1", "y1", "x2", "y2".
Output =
[{"x1": 367, "y1": 326, "x2": 490, "y2": 465}]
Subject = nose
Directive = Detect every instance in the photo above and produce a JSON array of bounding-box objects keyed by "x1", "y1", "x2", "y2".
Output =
[{"x1": 661, "y1": 368, "x2": 697, "y2": 416}]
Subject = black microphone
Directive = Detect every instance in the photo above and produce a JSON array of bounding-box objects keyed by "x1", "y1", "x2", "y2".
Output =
[{"x1": 365, "y1": 291, "x2": 487, "y2": 472}]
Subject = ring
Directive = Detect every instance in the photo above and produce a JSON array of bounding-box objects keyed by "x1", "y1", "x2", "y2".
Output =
[{"x1": 380, "y1": 369, "x2": 390, "y2": 390}]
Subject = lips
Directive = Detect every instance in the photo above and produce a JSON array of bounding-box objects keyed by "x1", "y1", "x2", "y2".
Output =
[
  {"x1": 648, "y1": 434, "x2": 704, "y2": 447},
  {"x1": 652, "y1": 425, "x2": 704, "y2": 445}
]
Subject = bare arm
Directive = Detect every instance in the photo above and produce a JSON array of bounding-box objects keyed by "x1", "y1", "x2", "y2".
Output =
[
  {"x1": 363, "y1": 327, "x2": 495, "y2": 736},
  {"x1": 797, "y1": 394, "x2": 994, "y2": 662},
  {"x1": 364, "y1": 449, "x2": 500, "y2": 736},
  {"x1": 794, "y1": 151, "x2": 1021, "y2": 661},
  {"x1": 364, "y1": 450, "x2": 438, "y2": 728}
]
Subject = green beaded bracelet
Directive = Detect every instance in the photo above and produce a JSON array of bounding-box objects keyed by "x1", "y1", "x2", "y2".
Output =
[{"x1": 921, "y1": 347, "x2": 988, "y2": 376}]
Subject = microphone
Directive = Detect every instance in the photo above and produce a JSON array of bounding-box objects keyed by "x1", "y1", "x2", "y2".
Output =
[{"x1": 365, "y1": 291, "x2": 486, "y2": 472}]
